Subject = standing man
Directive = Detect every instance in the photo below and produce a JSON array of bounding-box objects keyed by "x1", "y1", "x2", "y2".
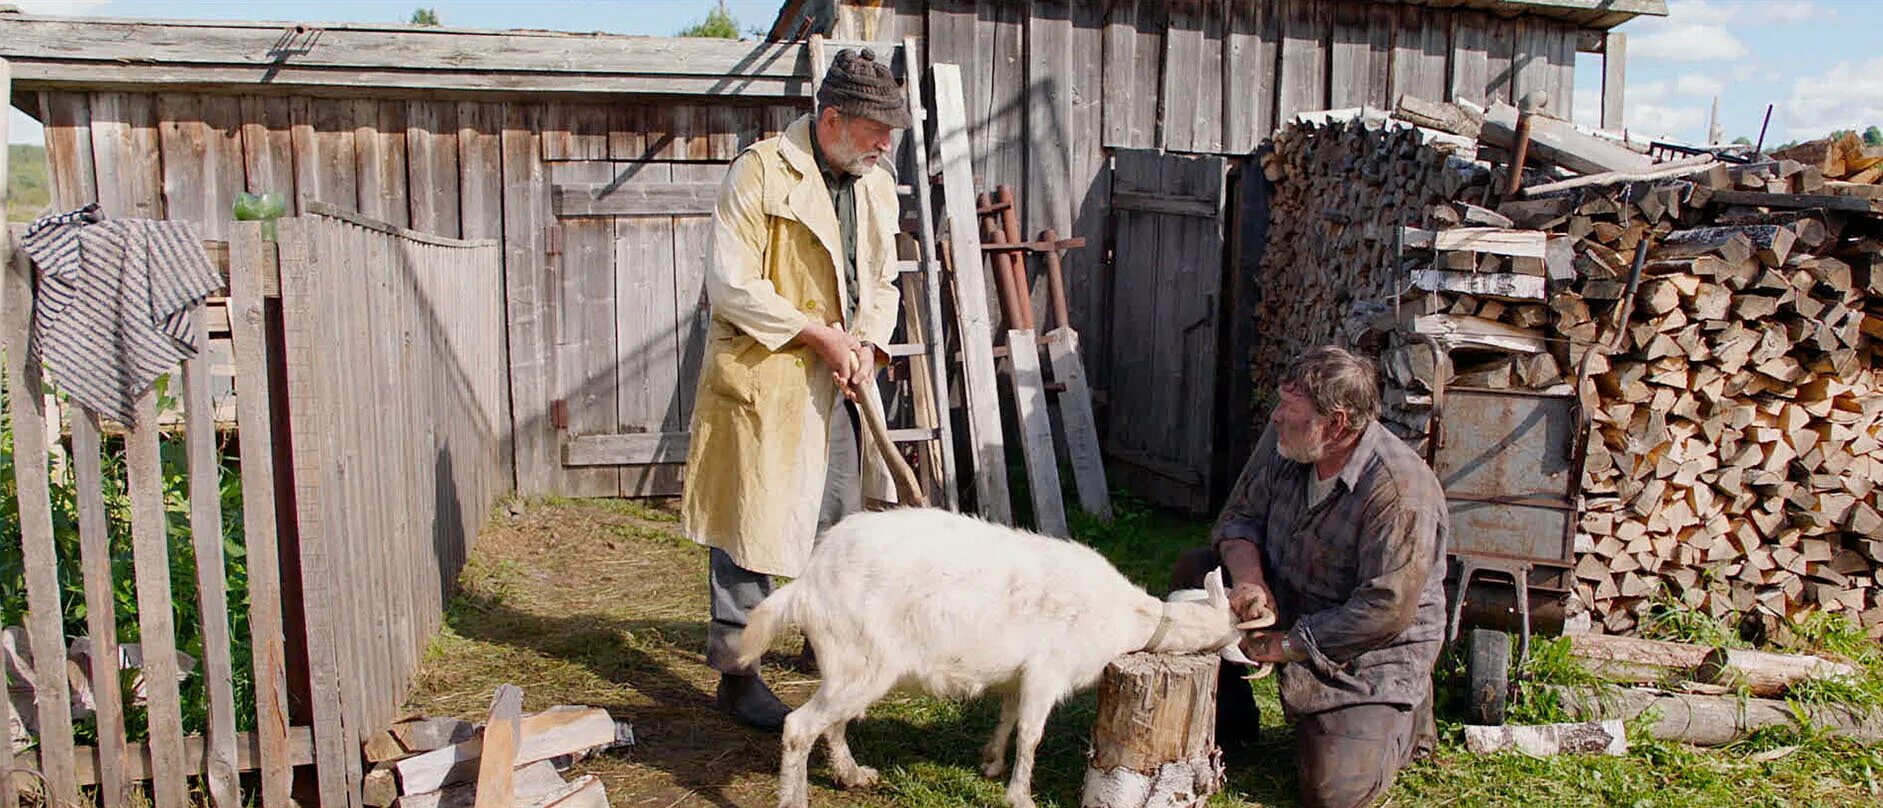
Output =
[
  {"x1": 1170, "y1": 346, "x2": 1449, "y2": 808},
  {"x1": 680, "y1": 49, "x2": 911, "y2": 730}
]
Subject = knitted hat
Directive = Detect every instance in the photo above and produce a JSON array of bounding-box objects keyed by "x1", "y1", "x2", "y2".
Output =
[{"x1": 816, "y1": 48, "x2": 913, "y2": 129}]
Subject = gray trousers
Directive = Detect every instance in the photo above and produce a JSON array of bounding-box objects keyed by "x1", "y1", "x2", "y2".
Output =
[{"x1": 706, "y1": 401, "x2": 861, "y2": 674}]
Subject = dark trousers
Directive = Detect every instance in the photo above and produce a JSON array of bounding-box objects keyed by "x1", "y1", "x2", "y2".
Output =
[{"x1": 1169, "y1": 547, "x2": 1434, "y2": 808}]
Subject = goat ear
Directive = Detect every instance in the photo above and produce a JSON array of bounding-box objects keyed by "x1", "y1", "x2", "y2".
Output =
[{"x1": 1203, "y1": 568, "x2": 1228, "y2": 608}]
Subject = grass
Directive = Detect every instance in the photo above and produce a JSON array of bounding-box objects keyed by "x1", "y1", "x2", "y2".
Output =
[
  {"x1": 402, "y1": 494, "x2": 1883, "y2": 807},
  {"x1": 8, "y1": 143, "x2": 52, "y2": 222}
]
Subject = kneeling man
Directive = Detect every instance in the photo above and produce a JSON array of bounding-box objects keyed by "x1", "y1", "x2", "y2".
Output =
[{"x1": 1172, "y1": 346, "x2": 1448, "y2": 808}]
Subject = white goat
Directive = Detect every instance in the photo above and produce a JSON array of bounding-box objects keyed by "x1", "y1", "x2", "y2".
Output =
[{"x1": 736, "y1": 507, "x2": 1238, "y2": 808}]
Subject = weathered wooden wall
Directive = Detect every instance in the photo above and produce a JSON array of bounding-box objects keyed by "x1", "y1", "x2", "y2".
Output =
[
  {"x1": 34, "y1": 90, "x2": 804, "y2": 497},
  {"x1": 812, "y1": 0, "x2": 1578, "y2": 398}
]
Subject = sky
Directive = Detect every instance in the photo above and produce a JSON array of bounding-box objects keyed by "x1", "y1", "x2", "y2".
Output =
[{"x1": 9, "y1": 0, "x2": 1883, "y2": 147}]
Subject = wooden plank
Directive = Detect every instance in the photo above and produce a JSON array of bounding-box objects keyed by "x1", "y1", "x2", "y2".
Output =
[
  {"x1": 393, "y1": 708, "x2": 617, "y2": 795},
  {"x1": 1026, "y1": 0, "x2": 1075, "y2": 244},
  {"x1": 458, "y1": 102, "x2": 511, "y2": 489},
  {"x1": 1450, "y1": 10, "x2": 1490, "y2": 106},
  {"x1": 1007, "y1": 327, "x2": 1067, "y2": 537},
  {"x1": 1065, "y1": 1, "x2": 1113, "y2": 395},
  {"x1": 129, "y1": 393, "x2": 190, "y2": 808},
  {"x1": 275, "y1": 219, "x2": 351, "y2": 808},
  {"x1": 35, "y1": 85, "x2": 132, "y2": 808},
  {"x1": 1277, "y1": 0, "x2": 1328, "y2": 123},
  {"x1": 501, "y1": 103, "x2": 559, "y2": 495},
  {"x1": 0, "y1": 19, "x2": 815, "y2": 96},
  {"x1": 1331, "y1": 1, "x2": 1392, "y2": 110},
  {"x1": 157, "y1": 93, "x2": 243, "y2": 240},
  {"x1": 976, "y1": 0, "x2": 1027, "y2": 206},
  {"x1": 1046, "y1": 327, "x2": 1110, "y2": 522},
  {"x1": 239, "y1": 96, "x2": 299, "y2": 207},
  {"x1": 564, "y1": 432, "x2": 690, "y2": 466},
  {"x1": 1548, "y1": 21, "x2": 1576, "y2": 116},
  {"x1": 1602, "y1": 31, "x2": 1626, "y2": 130},
  {"x1": 1511, "y1": 17, "x2": 1551, "y2": 109},
  {"x1": 662, "y1": 163, "x2": 719, "y2": 496},
  {"x1": 1223, "y1": 0, "x2": 1278, "y2": 153},
  {"x1": 292, "y1": 95, "x2": 360, "y2": 213},
  {"x1": 11, "y1": 727, "x2": 319, "y2": 787},
  {"x1": 1102, "y1": 0, "x2": 1159, "y2": 149},
  {"x1": 552, "y1": 181, "x2": 719, "y2": 217},
  {"x1": 472, "y1": 687, "x2": 524, "y2": 808},
  {"x1": 1111, "y1": 189, "x2": 1218, "y2": 218},
  {"x1": 89, "y1": 92, "x2": 165, "y2": 219},
  {"x1": 182, "y1": 306, "x2": 241, "y2": 808},
  {"x1": 1485, "y1": 13, "x2": 1516, "y2": 107},
  {"x1": 407, "y1": 100, "x2": 462, "y2": 238},
  {"x1": 933, "y1": 63, "x2": 1012, "y2": 525},
  {"x1": 1411, "y1": 269, "x2": 1547, "y2": 300},
  {"x1": 1481, "y1": 103, "x2": 1656, "y2": 175},
  {"x1": 1158, "y1": 0, "x2": 1204, "y2": 152},
  {"x1": 227, "y1": 223, "x2": 295, "y2": 808},
  {"x1": 1706, "y1": 191, "x2": 1875, "y2": 213},
  {"x1": 356, "y1": 217, "x2": 403, "y2": 732},
  {"x1": 1392, "y1": 5, "x2": 1448, "y2": 106},
  {"x1": 356, "y1": 99, "x2": 410, "y2": 227},
  {"x1": 610, "y1": 162, "x2": 679, "y2": 497},
  {"x1": 3, "y1": 232, "x2": 81, "y2": 808}
]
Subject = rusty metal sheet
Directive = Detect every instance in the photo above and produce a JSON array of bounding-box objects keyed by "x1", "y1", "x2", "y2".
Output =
[
  {"x1": 1447, "y1": 499, "x2": 1574, "y2": 564},
  {"x1": 1434, "y1": 388, "x2": 1577, "y2": 499}
]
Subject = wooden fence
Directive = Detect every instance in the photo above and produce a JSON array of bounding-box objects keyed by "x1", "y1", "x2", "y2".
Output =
[{"x1": 1, "y1": 210, "x2": 505, "y2": 808}]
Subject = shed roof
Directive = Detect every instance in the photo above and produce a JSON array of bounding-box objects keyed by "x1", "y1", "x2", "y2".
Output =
[{"x1": 0, "y1": 11, "x2": 825, "y2": 100}]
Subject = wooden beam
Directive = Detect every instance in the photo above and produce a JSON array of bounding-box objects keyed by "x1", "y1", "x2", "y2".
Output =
[
  {"x1": 10, "y1": 728, "x2": 317, "y2": 788},
  {"x1": 1706, "y1": 190, "x2": 1877, "y2": 213},
  {"x1": 1601, "y1": 31, "x2": 1626, "y2": 130},
  {"x1": 1482, "y1": 103, "x2": 1657, "y2": 175},
  {"x1": 0, "y1": 15, "x2": 819, "y2": 97},
  {"x1": 553, "y1": 182, "x2": 719, "y2": 218},
  {"x1": 932, "y1": 63, "x2": 1012, "y2": 525},
  {"x1": 1110, "y1": 189, "x2": 1220, "y2": 218},
  {"x1": 562, "y1": 432, "x2": 689, "y2": 466},
  {"x1": 1410, "y1": 269, "x2": 1547, "y2": 300}
]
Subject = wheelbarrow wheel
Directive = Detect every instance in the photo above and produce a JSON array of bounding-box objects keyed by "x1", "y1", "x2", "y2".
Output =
[{"x1": 1467, "y1": 628, "x2": 1510, "y2": 726}]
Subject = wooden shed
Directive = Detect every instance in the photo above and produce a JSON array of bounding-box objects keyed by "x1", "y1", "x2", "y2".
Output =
[
  {"x1": 771, "y1": 0, "x2": 1665, "y2": 510},
  {"x1": 0, "y1": 11, "x2": 841, "y2": 503}
]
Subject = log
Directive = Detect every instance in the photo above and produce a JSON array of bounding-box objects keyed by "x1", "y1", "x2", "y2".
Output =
[
  {"x1": 1081, "y1": 653, "x2": 1223, "y2": 808},
  {"x1": 1463, "y1": 720, "x2": 1628, "y2": 757},
  {"x1": 1393, "y1": 95, "x2": 1482, "y2": 138},
  {"x1": 1695, "y1": 647, "x2": 1860, "y2": 697},
  {"x1": 1564, "y1": 633, "x2": 1709, "y2": 683},
  {"x1": 1550, "y1": 686, "x2": 1883, "y2": 746}
]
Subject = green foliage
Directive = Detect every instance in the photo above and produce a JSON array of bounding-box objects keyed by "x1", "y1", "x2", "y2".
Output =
[
  {"x1": 1, "y1": 376, "x2": 255, "y2": 744},
  {"x1": 8, "y1": 143, "x2": 52, "y2": 222},
  {"x1": 409, "y1": 8, "x2": 441, "y2": 27},
  {"x1": 1865, "y1": 126, "x2": 1882, "y2": 148},
  {"x1": 677, "y1": 1, "x2": 742, "y2": 39}
]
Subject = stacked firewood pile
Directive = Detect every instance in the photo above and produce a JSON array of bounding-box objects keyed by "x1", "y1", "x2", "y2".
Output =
[{"x1": 1255, "y1": 101, "x2": 1883, "y2": 637}]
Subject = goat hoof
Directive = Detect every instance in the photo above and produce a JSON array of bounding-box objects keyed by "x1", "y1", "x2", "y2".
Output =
[
  {"x1": 1004, "y1": 793, "x2": 1036, "y2": 808},
  {"x1": 836, "y1": 765, "x2": 880, "y2": 789},
  {"x1": 979, "y1": 759, "x2": 1007, "y2": 779}
]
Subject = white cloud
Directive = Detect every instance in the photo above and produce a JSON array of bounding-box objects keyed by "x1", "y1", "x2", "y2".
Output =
[
  {"x1": 13, "y1": 0, "x2": 111, "y2": 14},
  {"x1": 1779, "y1": 56, "x2": 1883, "y2": 140},
  {"x1": 1619, "y1": 80, "x2": 1708, "y2": 141},
  {"x1": 1573, "y1": 87, "x2": 1602, "y2": 129},
  {"x1": 1676, "y1": 73, "x2": 1726, "y2": 98},
  {"x1": 1735, "y1": 1, "x2": 1822, "y2": 24},
  {"x1": 1632, "y1": 23, "x2": 1750, "y2": 61}
]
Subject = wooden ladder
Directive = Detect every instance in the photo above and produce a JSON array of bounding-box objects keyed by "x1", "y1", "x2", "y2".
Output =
[{"x1": 809, "y1": 35, "x2": 960, "y2": 511}]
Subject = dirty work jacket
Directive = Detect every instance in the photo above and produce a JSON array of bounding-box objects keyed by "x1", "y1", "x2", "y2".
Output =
[
  {"x1": 1212, "y1": 422, "x2": 1450, "y2": 716},
  {"x1": 680, "y1": 114, "x2": 901, "y2": 578}
]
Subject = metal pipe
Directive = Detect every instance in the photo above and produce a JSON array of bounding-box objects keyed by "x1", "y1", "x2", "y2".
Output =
[
  {"x1": 996, "y1": 184, "x2": 1034, "y2": 329},
  {"x1": 1038, "y1": 228, "x2": 1072, "y2": 332},
  {"x1": 978, "y1": 191, "x2": 1024, "y2": 329},
  {"x1": 1504, "y1": 91, "x2": 1548, "y2": 198}
]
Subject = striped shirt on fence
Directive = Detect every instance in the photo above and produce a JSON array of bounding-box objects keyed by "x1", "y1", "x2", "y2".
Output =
[{"x1": 19, "y1": 205, "x2": 224, "y2": 426}]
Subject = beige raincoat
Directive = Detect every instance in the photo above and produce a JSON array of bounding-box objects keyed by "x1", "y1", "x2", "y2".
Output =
[{"x1": 679, "y1": 114, "x2": 901, "y2": 578}]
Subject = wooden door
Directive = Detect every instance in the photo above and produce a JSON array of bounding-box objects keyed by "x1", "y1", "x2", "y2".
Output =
[{"x1": 1105, "y1": 149, "x2": 1227, "y2": 514}]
